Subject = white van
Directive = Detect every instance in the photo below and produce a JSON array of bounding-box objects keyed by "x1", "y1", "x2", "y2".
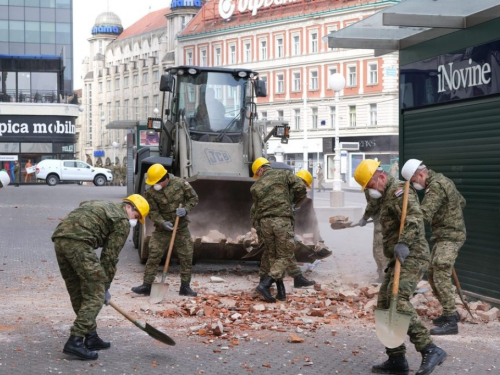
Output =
[{"x1": 35, "y1": 159, "x2": 113, "y2": 186}]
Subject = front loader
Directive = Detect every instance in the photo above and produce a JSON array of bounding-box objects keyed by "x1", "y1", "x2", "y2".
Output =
[{"x1": 133, "y1": 66, "x2": 330, "y2": 264}]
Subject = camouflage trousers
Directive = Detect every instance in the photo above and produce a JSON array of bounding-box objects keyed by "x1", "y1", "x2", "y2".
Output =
[
  {"x1": 428, "y1": 241, "x2": 463, "y2": 316},
  {"x1": 259, "y1": 217, "x2": 296, "y2": 280},
  {"x1": 378, "y1": 256, "x2": 433, "y2": 356},
  {"x1": 54, "y1": 238, "x2": 105, "y2": 337},
  {"x1": 144, "y1": 227, "x2": 194, "y2": 284},
  {"x1": 373, "y1": 218, "x2": 388, "y2": 281},
  {"x1": 256, "y1": 225, "x2": 301, "y2": 279}
]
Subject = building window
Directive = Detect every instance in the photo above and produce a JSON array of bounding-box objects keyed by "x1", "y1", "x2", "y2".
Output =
[
  {"x1": 310, "y1": 31, "x2": 318, "y2": 53},
  {"x1": 278, "y1": 110, "x2": 284, "y2": 121},
  {"x1": 229, "y1": 45, "x2": 236, "y2": 64},
  {"x1": 153, "y1": 95, "x2": 159, "y2": 112},
  {"x1": 124, "y1": 99, "x2": 129, "y2": 120},
  {"x1": 310, "y1": 70, "x2": 318, "y2": 90},
  {"x1": 261, "y1": 111, "x2": 267, "y2": 121},
  {"x1": 329, "y1": 106, "x2": 336, "y2": 128},
  {"x1": 107, "y1": 102, "x2": 112, "y2": 122},
  {"x1": 214, "y1": 86, "x2": 222, "y2": 100},
  {"x1": 115, "y1": 101, "x2": 120, "y2": 120},
  {"x1": 368, "y1": 62, "x2": 378, "y2": 85},
  {"x1": 187, "y1": 51, "x2": 193, "y2": 65},
  {"x1": 153, "y1": 70, "x2": 159, "y2": 82},
  {"x1": 181, "y1": 16, "x2": 186, "y2": 29},
  {"x1": 244, "y1": 42, "x2": 251, "y2": 62},
  {"x1": 327, "y1": 25, "x2": 338, "y2": 50},
  {"x1": 143, "y1": 72, "x2": 148, "y2": 84},
  {"x1": 349, "y1": 106, "x2": 356, "y2": 127},
  {"x1": 144, "y1": 96, "x2": 149, "y2": 118},
  {"x1": 293, "y1": 72, "x2": 301, "y2": 92},
  {"x1": 276, "y1": 73, "x2": 284, "y2": 94},
  {"x1": 106, "y1": 80, "x2": 111, "y2": 91},
  {"x1": 370, "y1": 104, "x2": 377, "y2": 126},
  {"x1": 294, "y1": 109, "x2": 301, "y2": 130},
  {"x1": 215, "y1": 47, "x2": 221, "y2": 65},
  {"x1": 98, "y1": 81, "x2": 103, "y2": 92},
  {"x1": 134, "y1": 98, "x2": 139, "y2": 120},
  {"x1": 293, "y1": 35, "x2": 300, "y2": 55},
  {"x1": 124, "y1": 76, "x2": 129, "y2": 88},
  {"x1": 260, "y1": 40, "x2": 267, "y2": 60},
  {"x1": 261, "y1": 76, "x2": 268, "y2": 93},
  {"x1": 348, "y1": 66, "x2": 357, "y2": 87},
  {"x1": 133, "y1": 74, "x2": 138, "y2": 86},
  {"x1": 276, "y1": 37, "x2": 283, "y2": 58},
  {"x1": 200, "y1": 50, "x2": 207, "y2": 66},
  {"x1": 311, "y1": 107, "x2": 318, "y2": 129}
]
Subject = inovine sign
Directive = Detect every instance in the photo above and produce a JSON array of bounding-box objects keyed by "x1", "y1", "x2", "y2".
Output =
[
  {"x1": 218, "y1": 0, "x2": 298, "y2": 19},
  {"x1": 437, "y1": 59, "x2": 491, "y2": 93}
]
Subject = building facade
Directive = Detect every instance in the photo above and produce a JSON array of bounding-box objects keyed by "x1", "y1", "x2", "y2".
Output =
[
  {"x1": 0, "y1": 0, "x2": 78, "y2": 184},
  {"x1": 179, "y1": 0, "x2": 400, "y2": 186},
  {"x1": 77, "y1": 3, "x2": 200, "y2": 167}
]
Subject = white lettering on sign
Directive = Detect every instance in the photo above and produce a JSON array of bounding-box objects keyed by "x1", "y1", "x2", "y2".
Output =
[
  {"x1": 437, "y1": 59, "x2": 492, "y2": 93},
  {"x1": 0, "y1": 120, "x2": 75, "y2": 137},
  {"x1": 218, "y1": 0, "x2": 298, "y2": 19}
]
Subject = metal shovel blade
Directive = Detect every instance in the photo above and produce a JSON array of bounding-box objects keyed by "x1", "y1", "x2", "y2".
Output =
[
  {"x1": 144, "y1": 322, "x2": 176, "y2": 346},
  {"x1": 149, "y1": 282, "x2": 169, "y2": 304},
  {"x1": 375, "y1": 294, "x2": 412, "y2": 348}
]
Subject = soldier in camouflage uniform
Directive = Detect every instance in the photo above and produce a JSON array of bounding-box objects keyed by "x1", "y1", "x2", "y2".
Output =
[
  {"x1": 251, "y1": 157, "x2": 307, "y2": 303},
  {"x1": 359, "y1": 191, "x2": 388, "y2": 282},
  {"x1": 13, "y1": 160, "x2": 20, "y2": 187},
  {"x1": 51, "y1": 194, "x2": 149, "y2": 360},
  {"x1": 120, "y1": 163, "x2": 127, "y2": 186},
  {"x1": 354, "y1": 159, "x2": 447, "y2": 375},
  {"x1": 105, "y1": 162, "x2": 112, "y2": 186},
  {"x1": 112, "y1": 163, "x2": 120, "y2": 186},
  {"x1": 132, "y1": 163, "x2": 199, "y2": 297},
  {"x1": 402, "y1": 159, "x2": 466, "y2": 336}
]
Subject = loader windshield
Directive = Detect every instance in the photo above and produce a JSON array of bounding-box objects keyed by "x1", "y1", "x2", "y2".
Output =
[{"x1": 175, "y1": 71, "x2": 248, "y2": 142}]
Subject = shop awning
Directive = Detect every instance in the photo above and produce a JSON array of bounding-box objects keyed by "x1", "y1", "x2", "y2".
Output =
[{"x1": 324, "y1": 0, "x2": 500, "y2": 54}]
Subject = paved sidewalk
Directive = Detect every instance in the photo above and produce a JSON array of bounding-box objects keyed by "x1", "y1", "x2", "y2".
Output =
[{"x1": 1, "y1": 185, "x2": 499, "y2": 375}]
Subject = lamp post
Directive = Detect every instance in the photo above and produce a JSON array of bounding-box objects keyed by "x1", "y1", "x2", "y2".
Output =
[
  {"x1": 328, "y1": 73, "x2": 346, "y2": 207},
  {"x1": 153, "y1": 107, "x2": 159, "y2": 116}
]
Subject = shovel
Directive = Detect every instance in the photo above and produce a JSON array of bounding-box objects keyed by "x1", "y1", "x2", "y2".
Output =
[
  {"x1": 375, "y1": 181, "x2": 412, "y2": 348},
  {"x1": 108, "y1": 301, "x2": 175, "y2": 346},
  {"x1": 330, "y1": 219, "x2": 373, "y2": 230},
  {"x1": 149, "y1": 204, "x2": 182, "y2": 304},
  {"x1": 452, "y1": 267, "x2": 476, "y2": 322}
]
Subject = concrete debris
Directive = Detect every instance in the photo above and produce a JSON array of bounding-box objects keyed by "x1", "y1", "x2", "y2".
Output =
[
  {"x1": 288, "y1": 333, "x2": 305, "y2": 343},
  {"x1": 207, "y1": 230, "x2": 226, "y2": 241},
  {"x1": 210, "y1": 276, "x2": 226, "y2": 283},
  {"x1": 478, "y1": 307, "x2": 499, "y2": 322}
]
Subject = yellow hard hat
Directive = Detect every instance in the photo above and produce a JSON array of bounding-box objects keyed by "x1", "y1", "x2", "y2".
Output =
[
  {"x1": 296, "y1": 170, "x2": 312, "y2": 188},
  {"x1": 354, "y1": 159, "x2": 381, "y2": 191},
  {"x1": 252, "y1": 157, "x2": 270, "y2": 178},
  {"x1": 123, "y1": 194, "x2": 149, "y2": 224},
  {"x1": 145, "y1": 164, "x2": 168, "y2": 185}
]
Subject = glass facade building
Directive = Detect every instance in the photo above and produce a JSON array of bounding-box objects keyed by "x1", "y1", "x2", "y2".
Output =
[{"x1": 0, "y1": 0, "x2": 73, "y2": 92}]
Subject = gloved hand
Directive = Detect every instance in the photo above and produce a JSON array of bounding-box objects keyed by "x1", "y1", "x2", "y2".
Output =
[
  {"x1": 358, "y1": 218, "x2": 368, "y2": 227},
  {"x1": 293, "y1": 235, "x2": 299, "y2": 244},
  {"x1": 394, "y1": 243, "x2": 410, "y2": 265},
  {"x1": 162, "y1": 221, "x2": 174, "y2": 231},
  {"x1": 104, "y1": 290, "x2": 111, "y2": 306},
  {"x1": 176, "y1": 207, "x2": 187, "y2": 217}
]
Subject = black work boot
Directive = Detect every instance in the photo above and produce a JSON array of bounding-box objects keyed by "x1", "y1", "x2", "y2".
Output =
[
  {"x1": 63, "y1": 335, "x2": 98, "y2": 360},
  {"x1": 371, "y1": 355, "x2": 409, "y2": 374},
  {"x1": 293, "y1": 274, "x2": 316, "y2": 288},
  {"x1": 416, "y1": 343, "x2": 447, "y2": 375},
  {"x1": 84, "y1": 331, "x2": 111, "y2": 350},
  {"x1": 275, "y1": 279, "x2": 286, "y2": 301},
  {"x1": 179, "y1": 282, "x2": 197, "y2": 297},
  {"x1": 131, "y1": 282, "x2": 151, "y2": 295},
  {"x1": 432, "y1": 311, "x2": 459, "y2": 325},
  {"x1": 256, "y1": 275, "x2": 276, "y2": 303},
  {"x1": 430, "y1": 315, "x2": 458, "y2": 335}
]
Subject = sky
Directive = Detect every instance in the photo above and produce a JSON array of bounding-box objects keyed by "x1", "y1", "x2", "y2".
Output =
[{"x1": 72, "y1": 0, "x2": 169, "y2": 90}]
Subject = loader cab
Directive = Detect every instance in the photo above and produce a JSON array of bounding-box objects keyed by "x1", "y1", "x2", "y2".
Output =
[{"x1": 162, "y1": 66, "x2": 263, "y2": 144}]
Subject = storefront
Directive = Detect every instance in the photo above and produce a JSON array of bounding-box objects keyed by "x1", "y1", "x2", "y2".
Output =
[{"x1": 0, "y1": 104, "x2": 79, "y2": 184}]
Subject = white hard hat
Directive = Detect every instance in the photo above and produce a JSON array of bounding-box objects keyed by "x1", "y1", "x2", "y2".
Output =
[
  {"x1": 0, "y1": 171, "x2": 11, "y2": 187},
  {"x1": 401, "y1": 159, "x2": 423, "y2": 181}
]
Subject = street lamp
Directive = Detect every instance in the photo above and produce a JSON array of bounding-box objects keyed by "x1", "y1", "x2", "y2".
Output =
[
  {"x1": 153, "y1": 107, "x2": 159, "y2": 116},
  {"x1": 328, "y1": 73, "x2": 346, "y2": 207},
  {"x1": 112, "y1": 141, "x2": 119, "y2": 165}
]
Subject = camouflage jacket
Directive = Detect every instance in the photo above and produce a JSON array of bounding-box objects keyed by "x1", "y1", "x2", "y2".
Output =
[
  {"x1": 51, "y1": 200, "x2": 130, "y2": 289},
  {"x1": 363, "y1": 190, "x2": 381, "y2": 220},
  {"x1": 145, "y1": 174, "x2": 199, "y2": 231},
  {"x1": 250, "y1": 168, "x2": 307, "y2": 222},
  {"x1": 14, "y1": 164, "x2": 20, "y2": 177},
  {"x1": 379, "y1": 177, "x2": 429, "y2": 261},
  {"x1": 422, "y1": 170, "x2": 466, "y2": 242}
]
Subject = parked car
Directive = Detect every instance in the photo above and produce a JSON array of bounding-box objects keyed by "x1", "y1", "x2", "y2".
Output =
[{"x1": 35, "y1": 159, "x2": 113, "y2": 186}]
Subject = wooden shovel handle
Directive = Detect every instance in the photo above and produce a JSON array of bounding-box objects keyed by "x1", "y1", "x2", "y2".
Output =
[
  {"x1": 108, "y1": 300, "x2": 137, "y2": 325},
  {"x1": 392, "y1": 181, "x2": 410, "y2": 295},
  {"x1": 161, "y1": 204, "x2": 182, "y2": 281}
]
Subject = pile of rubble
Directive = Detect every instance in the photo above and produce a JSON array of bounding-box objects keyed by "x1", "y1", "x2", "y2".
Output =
[
  {"x1": 195, "y1": 229, "x2": 316, "y2": 246},
  {"x1": 137, "y1": 279, "x2": 499, "y2": 345}
]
